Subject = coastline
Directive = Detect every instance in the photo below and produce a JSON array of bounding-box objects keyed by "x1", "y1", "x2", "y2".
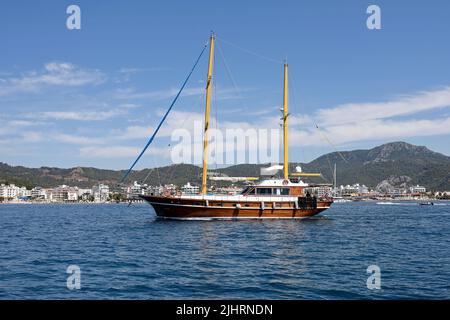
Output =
[{"x1": 0, "y1": 201, "x2": 145, "y2": 205}]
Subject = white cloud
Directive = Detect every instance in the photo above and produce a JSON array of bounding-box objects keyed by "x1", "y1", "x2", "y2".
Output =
[
  {"x1": 116, "y1": 111, "x2": 204, "y2": 139},
  {"x1": 114, "y1": 86, "x2": 253, "y2": 101},
  {"x1": 317, "y1": 87, "x2": 450, "y2": 126},
  {"x1": 0, "y1": 62, "x2": 106, "y2": 96},
  {"x1": 34, "y1": 109, "x2": 126, "y2": 121},
  {"x1": 114, "y1": 87, "x2": 203, "y2": 100},
  {"x1": 290, "y1": 117, "x2": 450, "y2": 147},
  {"x1": 117, "y1": 125, "x2": 154, "y2": 139},
  {"x1": 0, "y1": 119, "x2": 45, "y2": 135},
  {"x1": 79, "y1": 145, "x2": 169, "y2": 158},
  {"x1": 53, "y1": 134, "x2": 104, "y2": 145},
  {"x1": 20, "y1": 131, "x2": 44, "y2": 142},
  {"x1": 79, "y1": 146, "x2": 141, "y2": 158}
]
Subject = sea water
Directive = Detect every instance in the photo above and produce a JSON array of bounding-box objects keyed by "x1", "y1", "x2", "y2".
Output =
[{"x1": 0, "y1": 201, "x2": 449, "y2": 299}]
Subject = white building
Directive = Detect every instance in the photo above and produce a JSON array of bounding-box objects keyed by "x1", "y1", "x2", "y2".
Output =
[
  {"x1": 48, "y1": 185, "x2": 79, "y2": 202},
  {"x1": 31, "y1": 187, "x2": 46, "y2": 199},
  {"x1": 127, "y1": 181, "x2": 148, "y2": 198},
  {"x1": 67, "y1": 189, "x2": 78, "y2": 201},
  {"x1": 337, "y1": 183, "x2": 369, "y2": 196},
  {"x1": 390, "y1": 188, "x2": 408, "y2": 196},
  {"x1": 77, "y1": 188, "x2": 92, "y2": 197},
  {"x1": 0, "y1": 184, "x2": 31, "y2": 200},
  {"x1": 19, "y1": 188, "x2": 31, "y2": 198},
  {"x1": 146, "y1": 185, "x2": 163, "y2": 196},
  {"x1": 410, "y1": 185, "x2": 426, "y2": 194},
  {"x1": 0, "y1": 184, "x2": 18, "y2": 199},
  {"x1": 43, "y1": 188, "x2": 53, "y2": 201},
  {"x1": 304, "y1": 185, "x2": 333, "y2": 198},
  {"x1": 181, "y1": 182, "x2": 199, "y2": 194},
  {"x1": 93, "y1": 184, "x2": 110, "y2": 203}
]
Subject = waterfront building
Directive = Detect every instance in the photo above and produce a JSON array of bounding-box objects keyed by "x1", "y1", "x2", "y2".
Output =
[
  {"x1": 31, "y1": 187, "x2": 46, "y2": 200},
  {"x1": 77, "y1": 188, "x2": 92, "y2": 197},
  {"x1": 145, "y1": 185, "x2": 164, "y2": 196},
  {"x1": 181, "y1": 182, "x2": 199, "y2": 194},
  {"x1": 410, "y1": 185, "x2": 426, "y2": 194},
  {"x1": 93, "y1": 184, "x2": 110, "y2": 202},
  {"x1": 127, "y1": 181, "x2": 148, "y2": 198},
  {"x1": 304, "y1": 185, "x2": 333, "y2": 198},
  {"x1": 49, "y1": 185, "x2": 79, "y2": 202},
  {"x1": 0, "y1": 184, "x2": 31, "y2": 200},
  {"x1": 389, "y1": 188, "x2": 408, "y2": 197},
  {"x1": 0, "y1": 184, "x2": 18, "y2": 199}
]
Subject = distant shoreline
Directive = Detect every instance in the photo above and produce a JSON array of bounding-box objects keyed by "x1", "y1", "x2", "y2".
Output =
[
  {"x1": 0, "y1": 201, "x2": 145, "y2": 205},
  {"x1": 1, "y1": 199, "x2": 449, "y2": 205}
]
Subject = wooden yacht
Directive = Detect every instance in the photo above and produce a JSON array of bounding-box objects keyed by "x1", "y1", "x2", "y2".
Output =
[{"x1": 140, "y1": 34, "x2": 333, "y2": 219}]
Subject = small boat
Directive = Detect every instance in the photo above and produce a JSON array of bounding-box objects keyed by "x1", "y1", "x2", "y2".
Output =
[
  {"x1": 419, "y1": 202, "x2": 434, "y2": 206},
  {"x1": 135, "y1": 34, "x2": 333, "y2": 219}
]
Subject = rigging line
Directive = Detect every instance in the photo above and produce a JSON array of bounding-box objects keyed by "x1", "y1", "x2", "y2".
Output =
[
  {"x1": 141, "y1": 167, "x2": 153, "y2": 185},
  {"x1": 290, "y1": 74, "x2": 333, "y2": 182},
  {"x1": 156, "y1": 162, "x2": 161, "y2": 187},
  {"x1": 154, "y1": 156, "x2": 162, "y2": 187},
  {"x1": 120, "y1": 41, "x2": 208, "y2": 184},
  {"x1": 166, "y1": 164, "x2": 177, "y2": 189},
  {"x1": 216, "y1": 41, "x2": 247, "y2": 110},
  {"x1": 142, "y1": 156, "x2": 161, "y2": 187},
  {"x1": 215, "y1": 36, "x2": 283, "y2": 65},
  {"x1": 314, "y1": 123, "x2": 349, "y2": 163},
  {"x1": 139, "y1": 145, "x2": 162, "y2": 187},
  {"x1": 213, "y1": 67, "x2": 218, "y2": 171},
  {"x1": 213, "y1": 48, "x2": 220, "y2": 172},
  {"x1": 323, "y1": 151, "x2": 335, "y2": 182},
  {"x1": 289, "y1": 71, "x2": 347, "y2": 166},
  {"x1": 166, "y1": 97, "x2": 198, "y2": 187},
  {"x1": 166, "y1": 92, "x2": 204, "y2": 187},
  {"x1": 290, "y1": 72, "x2": 316, "y2": 174}
]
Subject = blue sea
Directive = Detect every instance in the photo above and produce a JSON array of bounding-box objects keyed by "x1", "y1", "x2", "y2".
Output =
[{"x1": 0, "y1": 201, "x2": 449, "y2": 299}]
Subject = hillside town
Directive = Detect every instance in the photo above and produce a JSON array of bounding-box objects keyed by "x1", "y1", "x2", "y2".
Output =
[{"x1": 0, "y1": 180, "x2": 448, "y2": 204}]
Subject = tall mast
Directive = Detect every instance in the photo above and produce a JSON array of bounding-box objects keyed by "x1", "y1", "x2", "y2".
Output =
[
  {"x1": 334, "y1": 163, "x2": 337, "y2": 189},
  {"x1": 283, "y1": 63, "x2": 289, "y2": 180},
  {"x1": 201, "y1": 34, "x2": 215, "y2": 194}
]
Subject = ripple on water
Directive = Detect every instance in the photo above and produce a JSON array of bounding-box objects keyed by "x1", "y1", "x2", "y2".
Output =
[{"x1": 0, "y1": 202, "x2": 449, "y2": 299}]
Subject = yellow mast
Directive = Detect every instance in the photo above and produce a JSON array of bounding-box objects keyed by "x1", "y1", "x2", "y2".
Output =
[
  {"x1": 283, "y1": 63, "x2": 289, "y2": 180},
  {"x1": 201, "y1": 34, "x2": 215, "y2": 194}
]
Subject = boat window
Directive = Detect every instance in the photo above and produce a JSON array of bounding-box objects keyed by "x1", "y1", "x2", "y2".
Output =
[
  {"x1": 274, "y1": 188, "x2": 290, "y2": 195},
  {"x1": 256, "y1": 188, "x2": 272, "y2": 195}
]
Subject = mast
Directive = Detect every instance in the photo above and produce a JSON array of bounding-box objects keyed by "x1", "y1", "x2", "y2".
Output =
[
  {"x1": 201, "y1": 34, "x2": 215, "y2": 194},
  {"x1": 283, "y1": 63, "x2": 289, "y2": 180},
  {"x1": 334, "y1": 163, "x2": 337, "y2": 190}
]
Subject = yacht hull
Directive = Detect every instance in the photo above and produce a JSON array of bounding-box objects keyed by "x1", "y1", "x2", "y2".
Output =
[{"x1": 140, "y1": 195, "x2": 332, "y2": 219}]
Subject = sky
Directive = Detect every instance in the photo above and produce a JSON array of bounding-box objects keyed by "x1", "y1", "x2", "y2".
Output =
[{"x1": 1, "y1": 0, "x2": 450, "y2": 169}]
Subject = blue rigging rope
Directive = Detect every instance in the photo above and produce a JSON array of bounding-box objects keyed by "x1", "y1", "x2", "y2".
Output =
[{"x1": 120, "y1": 42, "x2": 208, "y2": 184}]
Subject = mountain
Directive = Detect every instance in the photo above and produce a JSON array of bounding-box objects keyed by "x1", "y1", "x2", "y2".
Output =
[
  {"x1": 300, "y1": 141, "x2": 450, "y2": 191},
  {"x1": 1, "y1": 142, "x2": 449, "y2": 190},
  {"x1": 0, "y1": 163, "x2": 203, "y2": 190}
]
